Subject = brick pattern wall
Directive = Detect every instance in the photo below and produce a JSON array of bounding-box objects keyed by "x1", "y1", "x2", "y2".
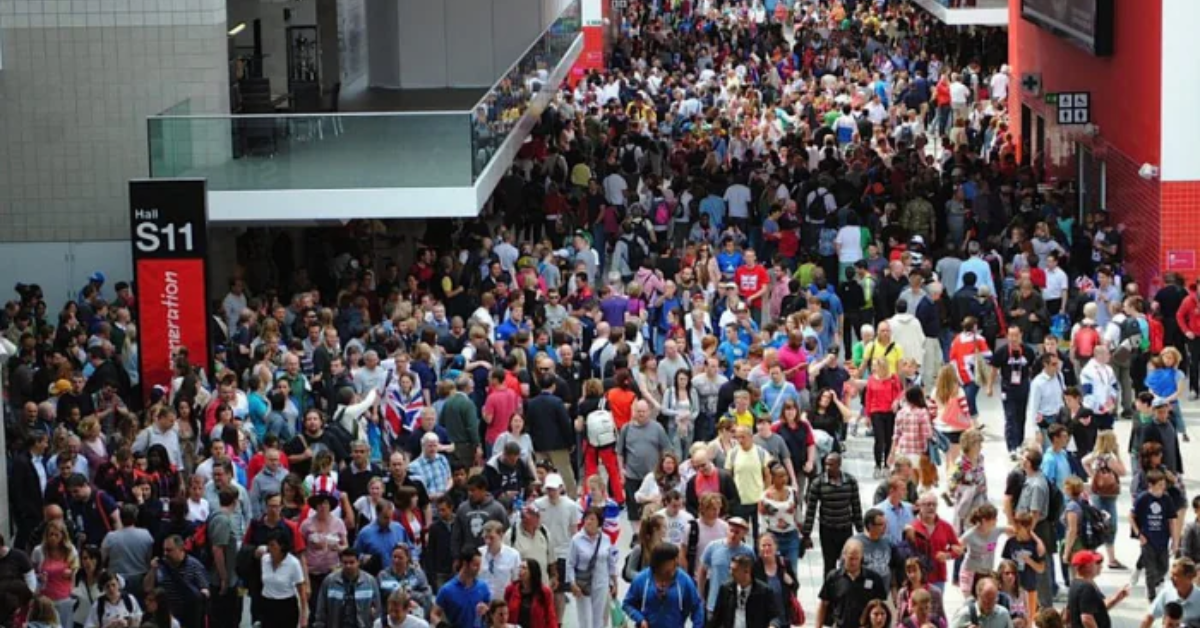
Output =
[
  {"x1": 0, "y1": 0, "x2": 229, "y2": 242},
  {"x1": 1161, "y1": 181, "x2": 1200, "y2": 281}
]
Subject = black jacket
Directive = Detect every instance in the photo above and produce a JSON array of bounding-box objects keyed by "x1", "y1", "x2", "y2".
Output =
[
  {"x1": 951, "y1": 286, "x2": 979, "y2": 330},
  {"x1": 524, "y1": 391, "x2": 575, "y2": 452},
  {"x1": 10, "y1": 451, "x2": 45, "y2": 522},
  {"x1": 685, "y1": 469, "x2": 740, "y2": 517},
  {"x1": 706, "y1": 579, "x2": 785, "y2": 628}
]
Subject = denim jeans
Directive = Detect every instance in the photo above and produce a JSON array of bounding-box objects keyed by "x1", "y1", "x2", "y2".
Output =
[
  {"x1": 1091, "y1": 494, "x2": 1119, "y2": 546},
  {"x1": 772, "y1": 529, "x2": 802, "y2": 569},
  {"x1": 964, "y1": 381, "x2": 980, "y2": 417},
  {"x1": 1002, "y1": 391, "x2": 1029, "y2": 452}
]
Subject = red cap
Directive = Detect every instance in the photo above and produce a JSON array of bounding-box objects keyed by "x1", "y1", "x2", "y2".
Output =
[{"x1": 1069, "y1": 550, "x2": 1104, "y2": 568}]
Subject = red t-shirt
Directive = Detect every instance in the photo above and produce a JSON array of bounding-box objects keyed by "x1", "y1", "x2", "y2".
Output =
[
  {"x1": 483, "y1": 387, "x2": 521, "y2": 445},
  {"x1": 734, "y1": 264, "x2": 770, "y2": 307}
]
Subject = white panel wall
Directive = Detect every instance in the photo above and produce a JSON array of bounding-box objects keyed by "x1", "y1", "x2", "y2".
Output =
[
  {"x1": 398, "y1": 0, "x2": 448, "y2": 88},
  {"x1": 1161, "y1": 0, "x2": 1200, "y2": 181},
  {"x1": 446, "y1": 0, "x2": 496, "y2": 87},
  {"x1": 493, "y1": 0, "x2": 542, "y2": 73},
  {"x1": 366, "y1": 0, "x2": 401, "y2": 87}
]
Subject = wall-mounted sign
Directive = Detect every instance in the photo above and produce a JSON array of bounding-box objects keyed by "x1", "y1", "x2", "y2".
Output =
[
  {"x1": 1168, "y1": 250, "x2": 1197, "y2": 271},
  {"x1": 129, "y1": 179, "x2": 211, "y2": 405},
  {"x1": 1021, "y1": 0, "x2": 1114, "y2": 56}
]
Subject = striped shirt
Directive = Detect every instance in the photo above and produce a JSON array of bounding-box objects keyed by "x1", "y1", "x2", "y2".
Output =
[{"x1": 802, "y1": 472, "x2": 864, "y2": 536}]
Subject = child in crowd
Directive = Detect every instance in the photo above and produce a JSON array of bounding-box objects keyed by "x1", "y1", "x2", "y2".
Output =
[
  {"x1": 1130, "y1": 470, "x2": 1177, "y2": 600},
  {"x1": 958, "y1": 504, "x2": 1005, "y2": 596},
  {"x1": 1000, "y1": 512, "x2": 1046, "y2": 618},
  {"x1": 581, "y1": 475, "x2": 622, "y2": 544}
]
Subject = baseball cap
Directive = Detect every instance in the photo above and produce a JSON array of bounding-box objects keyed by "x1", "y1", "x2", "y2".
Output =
[
  {"x1": 1152, "y1": 396, "x2": 1171, "y2": 409},
  {"x1": 727, "y1": 517, "x2": 750, "y2": 530},
  {"x1": 522, "y1": 503, "x2": 542, "y2": 517},
  {"x1": 89, "y1": 271, "x2": 106, "y2": 284},
  {"x1": 544, "y1": 474, "x2": 565, "y2": 491},
  {"x1": 1069, "y1": 550, "x2": 1104, "y2": 568}
]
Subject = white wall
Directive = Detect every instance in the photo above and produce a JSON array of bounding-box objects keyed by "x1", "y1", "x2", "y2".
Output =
[
  {"x1": 366, "y1": 0, "x2": 401, "y2": 87},
  {"x1": 0, "y1": 242, "x2": 133, "y2": 315},
  {"x1": 1161, "y1": 0, "x2": 1200, "y2": 181},
  {"x1": 493, "y1": 0, "x2": 543, "y2": 75},
  {"x1": 398, "y1": 0, "x2": 449, "y2": 88},
  {"x1": 446, "y1": 1, "x2": 495, "y2": 86}
]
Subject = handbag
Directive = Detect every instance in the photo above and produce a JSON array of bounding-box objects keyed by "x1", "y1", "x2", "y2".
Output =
[
  {"x1": 574, "y1": 534, "x2": 603, "y2": 597},
  {"x1": 788, "y1": 594, "x2": 806, "y2": 626}
]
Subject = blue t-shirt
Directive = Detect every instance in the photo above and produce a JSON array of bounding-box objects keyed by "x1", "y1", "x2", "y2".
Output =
[
  {"x1": 717, "y1": 251, "x2": 743, "y2": 277},
  {"x1": 1001, "y1": 537, "x2": 1043, "y2": 592},
  {"x1": 435, "y1": 574, "x2": 492, "y2": 628},
  {"x1": 717, "y1": 341, "x2": 748, "y2": 377},
  {"x1": 1134, "y1": 491, "x2": 1177, "y2": 549},
  {"x1": 700, "y1": 541, "x2": 755, "y2": 610}
]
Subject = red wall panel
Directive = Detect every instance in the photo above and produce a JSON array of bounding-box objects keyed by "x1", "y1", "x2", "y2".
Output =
[
  {"x1": 1008, "y1": 0, "x2": 1162, "y2": 168},
  {"x1": 1162, "y1": 182, "x2": 1200, "y2": 280}
]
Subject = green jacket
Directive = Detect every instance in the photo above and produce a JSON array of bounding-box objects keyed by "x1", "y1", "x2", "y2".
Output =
[{"x1": 440, "y1": 392, "x2": 480, "y2": 447}]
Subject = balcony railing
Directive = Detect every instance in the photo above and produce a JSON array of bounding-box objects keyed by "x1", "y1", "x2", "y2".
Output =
[{"x1": 147, "y1": 0, "x2": 582, "y2": 192}]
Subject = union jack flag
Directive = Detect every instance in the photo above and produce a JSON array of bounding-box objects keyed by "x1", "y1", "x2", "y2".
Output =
[{"x1": 383, "y1": 383, "x2": 424, "y2": 442}]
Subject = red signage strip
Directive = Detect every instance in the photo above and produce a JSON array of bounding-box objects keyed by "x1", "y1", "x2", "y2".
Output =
[{"x1": 129, "y1": 179, "x2": 210, "y2": 405}]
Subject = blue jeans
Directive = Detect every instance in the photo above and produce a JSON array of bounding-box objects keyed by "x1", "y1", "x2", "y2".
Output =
[
  {"x1": 1002, "y1": 391, "x2": 1028, "y2": 453},
  {"x1": 964, "y1": 382, "x2": 980, "y2": 417},
  {"x1": 1171, "y1": 401, "x2": 1187, "y2": 435},
  {"x1": 1092, "y1": 494, "x2": 1118, "y2": 547},
  {"x1": 771, "y1": 529, "x2": 801, "y2": 569}
]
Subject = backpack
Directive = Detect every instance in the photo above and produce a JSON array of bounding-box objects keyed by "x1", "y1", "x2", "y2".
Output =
[
  {"x1": 96, "y1": 593, "x2": 136, "y2": 622},
  {"x1": 898, "y1": 123, "x2": 915, "y2": 146},
  {"x1": 623, "y1": 234, "x2": 648, "y2": 270},
  {"x1": 653, "y1": 201, "x2": 672, "y2": 226},
  {"x1": 1111, "y1": 317, "x2": 1143, "y2": 366},
  {"x1": 971, "y1": 297, "x2": 1001, "y2": 340},
  {"x1": 1046, "y1": 481, "x2": 1065, "y2": 526},
  {"x1": 1077, "y1": 499, "x2": 1111, "y2": 550},
  {"x1": 1073, "y1": 325, "x2": 1100, "y2": 359},
  {"x1": 621, "y1": 146, "x2": 639, "y2": 173},
  {"x1": 1090, "y1": 456, "x2": 1120, "y2": 497},
  {"x1": 183, "y1": 514, "x2": 216, "y2": 568},
  {"x1": 685, "y1": 519, "x2": 701, "y2": 576},
  {"x1": 585, "y1": 399, "x2": 619, "y2": 448},
  {"x1": 807, "y1": 188, "x2": 831, "y2": 223}
]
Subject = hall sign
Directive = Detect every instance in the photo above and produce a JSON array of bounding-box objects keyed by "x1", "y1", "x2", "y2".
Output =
[{"x1": 129, "y1": 179, "x2": 211, "y2": 404}]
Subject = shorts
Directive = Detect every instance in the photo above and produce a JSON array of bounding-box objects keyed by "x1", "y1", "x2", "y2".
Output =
[{"x1": 943, "y1": 430, "x2": 962, "y2": 445}]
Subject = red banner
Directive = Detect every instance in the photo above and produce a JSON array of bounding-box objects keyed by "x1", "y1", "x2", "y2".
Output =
[{"x1": 136, "y1": 258, "x2": 209, "y2": 394}]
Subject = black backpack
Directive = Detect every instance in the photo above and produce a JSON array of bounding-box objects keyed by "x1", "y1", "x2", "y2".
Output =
[
  {"x1": 807, "y1": 188, "x2": 831, "y2": 223},
  {"x1": 1111, "y1": 317, "x2": 1143, "y2": 366},
  {"x1": 623, "y1": 233, "x2": 648, "y2": 270},
  {"x1": 621, "y1": 146, "x2": 639, "y2": 174},
  {"x1": 1077, "y1": 499, "x2": 1111, "y2": 550},
  {"x1": 1046, "y1": 481, "x2": 1065, "y2": 526}
]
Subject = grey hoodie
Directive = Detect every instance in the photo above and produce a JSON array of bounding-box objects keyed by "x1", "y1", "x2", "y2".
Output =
[{"x1": 450, "y1": 494, "x2": 508, "y2": 558}]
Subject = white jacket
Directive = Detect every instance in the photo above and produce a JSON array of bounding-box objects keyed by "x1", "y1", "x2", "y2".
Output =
[
  {"x1": 888, "y1": 314, "x2": 926, "y2": 368},
  {"x1": 1078, "y1": 359, "x2": 1119, "y2": 414}
]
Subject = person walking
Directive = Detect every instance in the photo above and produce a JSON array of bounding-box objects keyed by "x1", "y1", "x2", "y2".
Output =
[
  {"x1": 617, "y1": 400, "x2": 673, "y2": 523},
  {"x1": 526, "y1": 376, "x2": 578, "y2": 497},
  {"x1": 565, "y1": 508, "x2": 618, "y2": 628},
  {"x1": 803, "y1": 452, "x2": 865, "y2": 578},
  {"x1": 622, "y1": 543, "x2": 705, "y2": 628},
  {"x1": 706, "y1": 554, "x2": 786, "y2": 628}
]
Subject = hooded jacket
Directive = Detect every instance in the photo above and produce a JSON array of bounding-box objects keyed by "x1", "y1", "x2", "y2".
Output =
[
  {"x1": 484, "y1": 452, "x2": 534, "y2": 498},
  {"x1": 888, "y1": 313, "x2": 926, "y2": 364},
  {"x1": 450, "y1": 493, "x2": 508, "y2": 558}
]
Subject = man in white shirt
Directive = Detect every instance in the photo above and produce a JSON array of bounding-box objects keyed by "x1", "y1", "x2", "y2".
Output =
[
  {"x1": 990, "y1": 65, "x2": 1010, "y2": 102},
  {"x1": 534, "y1": 475, "x2": 582, "y2": 617},
  {"x1": 724, "y1": 178, "x2": 753, "y2": 227},
  {"x1": 477, "y1": 520, "x2": 522, "y2": 602},
  {"x1": 603, "y1": 171, "x2": 628, "y2": 207},
  {"x1": 493, "y1": 231, "x2": 520, "y2": 278},
  {"x1": 950, "y1": 73, "x2": 971, "y2": 122},
  {"x1": 132, "y1": 408, "x2": 183, "y2": 468},
  {"x1": 1043, "y1": 253, "x2": 1070, "y2": 315},
  {"x1": 221, "y1": 279, "x2": 247, "y2": 333}
]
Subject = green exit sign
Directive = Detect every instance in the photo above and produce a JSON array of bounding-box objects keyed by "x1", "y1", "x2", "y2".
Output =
[{"x1": 1044, "y1": 93, "x2": 1058, "y2": 105}]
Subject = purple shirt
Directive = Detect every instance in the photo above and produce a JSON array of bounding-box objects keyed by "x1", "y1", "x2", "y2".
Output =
[{"x1": 600, "y1": 295, "x2": 630, "y2": 328}]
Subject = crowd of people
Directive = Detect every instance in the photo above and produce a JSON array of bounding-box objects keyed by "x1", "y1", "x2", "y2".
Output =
[{"x1": 4, "y1": 1, "x2": 1200, "y2": 628}]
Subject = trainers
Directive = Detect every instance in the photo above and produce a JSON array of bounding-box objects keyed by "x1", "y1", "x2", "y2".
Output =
[
  {"x1": 1184, "y1": 434, "x2": 1191, "y2": 443},
  {"x1": 1132, "y1": 567, "x2": 1142, "y2": 588}
]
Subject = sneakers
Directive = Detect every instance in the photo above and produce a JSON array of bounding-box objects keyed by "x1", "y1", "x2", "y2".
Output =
[
  {"x1": 941, "y1": 492, "x2": 954, "y2": 507},
  {"x1": 1132, "y1": 567, "x2": 1142, "y2": 588},
  {"x1": 850, "y1": 422, "x2": 860, "y2": 438}
]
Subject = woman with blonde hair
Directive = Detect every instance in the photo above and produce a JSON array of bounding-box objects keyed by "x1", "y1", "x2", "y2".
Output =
[
  {"x1": 33, "y1": 519, "x2": 78, "y2": 624},
  {"x1": 1081, "y1": 430, "x2": 1127, "y2": 568},
  {"x1": 932, "y1": 364, "x2": 973, "y2": 476},
  {"x1": 862, "y1": 356, "x2": 903, "y2": 478}
]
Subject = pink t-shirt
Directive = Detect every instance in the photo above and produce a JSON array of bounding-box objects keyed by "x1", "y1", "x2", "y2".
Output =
[
  {"x1": 777, "y1": 345, "x2": 809, "y2": 391},
  {"x1": 483, "y1": 387, "x2": 521, "y2": 445},
  {"x1": 39, "y1": 555, "x2": 73, "y2": 601}
]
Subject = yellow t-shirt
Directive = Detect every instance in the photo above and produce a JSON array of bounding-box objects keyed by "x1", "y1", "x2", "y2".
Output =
[
  {"x1": 725, "y1": 444, "x2": 770, "y2": 503},
  {"x1": 861, "y1": 340, "x2": 903, "y2": 378},
  {"x1": 728, "y1": 410, "x2": 755, "y2": 430}
]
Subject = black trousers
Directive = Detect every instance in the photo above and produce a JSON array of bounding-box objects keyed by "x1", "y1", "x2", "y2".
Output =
[
  {"x1": 259, "y1": 596, "x2": 299, "y2": 628},
  {"x1": 211, "y1": 588, "x2": 243, "y2": 628},
  {"x1": 1188, "y1": 336, "x2": 1200, "y2": 394},
  {"x1": 870, "y1": 412, "x2": 895, "y2": 468},
  {"x1": 819, "y1": 523, "x2": 853, "y2": 579}
]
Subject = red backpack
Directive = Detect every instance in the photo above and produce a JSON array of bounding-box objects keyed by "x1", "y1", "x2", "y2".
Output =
[{"x1": 1073, "y1": 325, "x2": 1100, "y2": 358}]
